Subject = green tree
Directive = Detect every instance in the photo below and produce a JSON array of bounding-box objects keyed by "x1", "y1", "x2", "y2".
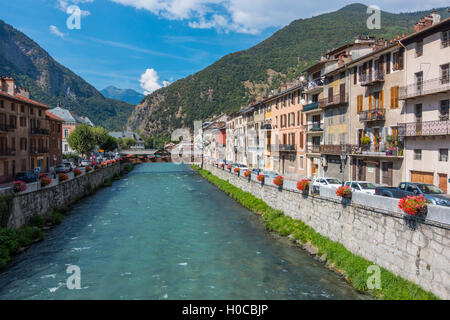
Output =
[
  {"x1": 67, "y1": 124, "x2": 96, "y2": 156},
  {"x1": 101, "y1": 135, "x2": 118, "y2": 152},
  {"x1": 91, "y1": 126, "x2": 110, "y2": 148}
]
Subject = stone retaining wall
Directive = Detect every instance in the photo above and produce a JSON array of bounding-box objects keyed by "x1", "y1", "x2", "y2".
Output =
[
  {"x1": 7, "y1": 163, "x2": 122, "y2": 229},
  {"x1": 205, "y1": 164, "x2": 450, "y2": 299}
]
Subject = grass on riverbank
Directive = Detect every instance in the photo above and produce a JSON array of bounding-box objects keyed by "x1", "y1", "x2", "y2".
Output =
[{"x1": 192, "y1": 165, "x2": 438, "y2": 300}]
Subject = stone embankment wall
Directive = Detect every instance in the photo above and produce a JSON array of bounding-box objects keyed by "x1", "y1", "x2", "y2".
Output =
[
  {"x1": 205, "y1": 164, "x2": 450, "y2": 299},
  {"x1": 7, "y1": 163, "x2": 122, "y2": 229}
]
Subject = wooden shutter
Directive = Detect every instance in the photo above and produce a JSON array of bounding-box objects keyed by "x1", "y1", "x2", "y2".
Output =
[
  {"x1": 357, "y1": 95, "x2": 363, "y2": 113},
  {"x1": 299, "y1": 132, "x2": 303, "y2": 148},
  {"x1": 399, "y1": 48, "x2": 404, "y2": 70},
  {"x1": 369, "y1": 94, "x2": 373, "y2": 111},
  {"x1": 380, "y1": 90, "x2": 384, "y2": 109}
]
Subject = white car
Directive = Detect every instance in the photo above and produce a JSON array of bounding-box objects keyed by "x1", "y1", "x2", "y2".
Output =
[
  {"x1": 345, "y1": 181, "x2": 379, "y2": 195},
  {"x1": 80, "y1": 159, "x2": 90, "y2": 167},
  {"x1": 312, "y1": 177, "x2": 343, "y2": 193}
]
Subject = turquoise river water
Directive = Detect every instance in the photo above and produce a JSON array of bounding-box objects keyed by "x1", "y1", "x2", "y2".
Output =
[{"x1": 0, "y1": 163, "x2": 367, "y2": 299}]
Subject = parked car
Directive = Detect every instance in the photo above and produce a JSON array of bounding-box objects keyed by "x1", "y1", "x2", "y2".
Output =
[
  {"x1": 80, "y1": 159, "x2": 90, "y2": 167},
  {"x1": 55, "y1": 164, "x2": 71, "y2": 174},
  {"x1": 345, "y1": 181, "x2": 380, "y2": 195},
  {"x1": 312, "y1": 177, "x2": 343, "y2": 194},
  {"x1": 375, "y1": 182, "x2": 450, "y2": 207},
  {"x1": 14, "y1": 172, "x2": 38, "y2": 183},
  {"x1": 63, "y1": 161, "x2": 75, "y2": 171},
  {"x1": 261, "y1": 170, "x2": 280, "y2": 181}
]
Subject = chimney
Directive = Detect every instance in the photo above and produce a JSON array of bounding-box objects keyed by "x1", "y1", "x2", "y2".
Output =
[
  {"x1": 414, "y1": 11, "x2": 441, "y2": 32},
  {"x1": 1, "y1": 77, "x2": 15, "y2": 95},
  {"x1": 430, "y1": 10, "x2": 441, "y2": 25}
]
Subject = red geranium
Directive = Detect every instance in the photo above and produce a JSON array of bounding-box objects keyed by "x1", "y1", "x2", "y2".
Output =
[
  {"x1": 273, "y1": 176, "x2": 284, "y2": 186},
  {"x1": 336, "y1": 185, "x2": 352, "y2": 197},
  {"x1": 244, "y1": 170, "x2": 251, "y2": 178},
  {"x1": 13, "y1": 181, "x2": 27, "y2": 193},
  {"x1": 101, "y1": 162, "x2": 106, "y2": 168},
  {"x1": 227, "y1": 164, "x2": 232, "y2": 170},
  {"x1": 95, "y1": 164, "x2": 101, "y2": 170},
  {"x1": 106, "y1": 160, "x2": 112, "y2": 166},
  {"x1": 296, "y1": 179, "x2": 309, "y2": 192},
  {"x1": 73, "y1": 168, "x2": 82, "y2": 177},
  {"x1": 257, "y1": 174, "x2": 265, "y2": 182},
  {"x1": 85, "y1": 166, "x2": 93, "y2": 173},
  {"x1": 58, "y1": 173, "x2": 69, "y2": 182},
  {"x1": 234, "y1": 167, "x2": 240, "y2": 173},
  {"x1": 399, "y1": 195, "x2": 427, "y2": 216},
  {"x1": 40, "y1": 176, "x2": 52, "y2": 187}
]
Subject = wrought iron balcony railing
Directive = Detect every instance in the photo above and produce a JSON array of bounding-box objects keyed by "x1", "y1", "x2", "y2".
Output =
[
  {"x1": 30, "y1": 128, "x2": 50, "y2": 135},
  {"x1": 320, "y1": 144, "x2": 356, "y2": 155},
  {"x1": 0, "y1": 123, "x2": 15, "y2": 132},
  {"x1": 0, "y1": 148, "x2": 16, "y2": 156},
  {"x1": 305, "y1": 79, "x2": 324, "y2": 91},
  {"x1": 29, "y1": 148, "x2": 49, "y2": 155},
  {"x1": 359, "y1": 108, "x2": 386, "y2": 122},
  {"x1": 360, "y1": 71, "x2": 385, "y2": 86},
  {"x1": 319, "y1": 93, "x2": 348, "y2": 108},
  {"x1": 306, "y1": 145, "x2": 321, "y2": 154},
  {"x1": 303, "y1": 102, "x2": 319, "y2": 112},
  {"x1": 399, "y1": 77, "x2": 450, "y2": 100},
  {"x1": 306, "y1": 122, "x2": 324, "y2": 132},
  {"x1": 398, "y1": 119, "x2": 450, "y2": 137},
  {"x1": 278, "y1": 144, "x2": 296, "y2": 152}
]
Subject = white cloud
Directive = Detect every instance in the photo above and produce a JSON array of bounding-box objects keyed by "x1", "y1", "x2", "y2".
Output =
[
  {"x1": 140, "y1": 68, "x2": 169, "y2": 95},
  {"x1": 109, "y1": 0, "x2": 450, "y2": 34},
  {"x1": 57, "y1": 0, "x2": 92, "y2": 16},
  {"x1": 49, "y1": 25, "x2": 65, "y2": 38}
]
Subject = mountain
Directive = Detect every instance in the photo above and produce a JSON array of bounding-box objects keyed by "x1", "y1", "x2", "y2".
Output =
[
  {"x1": 128, "y1": 3, "x2": 449, "y2": 137},
  {"x1": 0, "y1": 20, "x2": 133, "y2": 131},
  {"x1": 101, "y1": 86, "x2": 145, "y2": 105}
]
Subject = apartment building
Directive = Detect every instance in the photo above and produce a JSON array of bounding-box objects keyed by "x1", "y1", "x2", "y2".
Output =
[
  {"x1": 347, "y1": 40, "x2": 406, "y2": 186},
  {"x1": 244, "y1": 102, "x2": 265, "y2": 169},
  {"x1": 225, "y1": 111, "x2": 246, "y2": 165},
  {"x1": 46, "y1": 111, "x2": 63, "y2": 168},
  {"x1": 0, "y1": 77, "x2": 52, "y2": 182},
  {"x1": 398, "y1": 12, "x2": 450, "y2": 192}
]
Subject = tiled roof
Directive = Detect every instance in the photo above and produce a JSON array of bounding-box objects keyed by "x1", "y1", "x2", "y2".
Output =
[
  {"x1": 0, "y1": 90, "x2": 50, "y2": 108},
  {"x1": 47, "y1": 107, "x2": 76, "y2": 123},
  {"x1": 45, "y1": 110, "x2": 64, "y2": 122}
]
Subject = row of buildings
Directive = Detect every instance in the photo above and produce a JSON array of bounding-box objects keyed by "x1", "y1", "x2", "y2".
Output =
[
  {"x1": 201, "y1": 11, "x2": 450, "y2": 193},
  {"x1": 0, "y1": 77, "x2": 94, "y2": 183}
]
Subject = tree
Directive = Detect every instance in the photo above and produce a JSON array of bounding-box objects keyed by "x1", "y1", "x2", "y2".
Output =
[
  {"x1": 101, "y1": 135, "x2": 118, "y2": 152},
  {"x1": 67, "y1": 124, "x2": 96, "y2": 156},
  {"x1": 91, "y1": 126, "x2": 110, "y2": 148}
]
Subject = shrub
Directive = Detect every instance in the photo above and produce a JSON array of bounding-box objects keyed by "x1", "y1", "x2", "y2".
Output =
[
  {"x1": 85, "y1": 166, "x2": 92, "y2": 173},
  {"x1": 244, "y1": 170, "x2": 251, "y2": 178},
  {"x1": 296, "y1": 179, "x2": 309, "y2": 192},
  {"x1": 40, "y1": 176, "x2": 52, "y2": 187},
  {"x1": 48, "y1": 211, "x2": 64, "y2": 225},
  {"x1": 123, "y1": 163, "x2": 134, "y2": 174},
  {"x1": 73, "y1": 168, "x2": 82, "y2": 177},
  {"x1": 257, "y1": 174, "x2": 265, "y2": 182},
  {"x1": 103, "y1": 178, "x2": 112, "y2": 187},
  {"x1": 273, "y1": 176, "x2": 284, "y2": 186},
  {"x1": 13, "y1": 181, "x2": 27, "y2": 193},
  {"x1": 58, "y1": 173, "x2": 69, "y2": 182},
  {"x1": 336, "y1": 185, "x2": 352, "y2": 198},
  {"x1": 399, "y1": 195, "x2": 427, "y2": 216},
  {"x1": 29, "y1": 215, "x2": 45, "y2": 229},
  {"x1": 360, "y1": 136, "x2": 371, "y2": 145}
]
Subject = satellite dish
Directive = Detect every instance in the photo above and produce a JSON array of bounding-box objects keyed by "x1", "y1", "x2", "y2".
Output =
[{"x1": 300, "y1": 99, "x2": 306, "y2": 105}]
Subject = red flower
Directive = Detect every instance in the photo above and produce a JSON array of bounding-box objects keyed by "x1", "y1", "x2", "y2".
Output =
[
  {"x1": 398, "y1": 195, "x2": 427, "y2": 215},
  {"x1": 13, "y1": 181, "x2": 27, "y2": 193},
  {"x1": 244, "y1": 170, "x2": 251, "y2": 177},
  {"x1": 227, "y1": 164, "x2": 232, "y2": 170},
  {"x1": 40, "y1": 176, "x2": 52, "y2": 187},
  {"x1": 273, "y1": 176, "x2": 284, "y2": 186},
  {"x1": 85, "y1": 166, "x2": 93, "y2": 173},
  {"x1": 296, "y1": 179, "x2": 309, "y2": 191},
  {"x1": 336, "y1": 185, "x2": 352, "y2": 197},
  {"x1": 257, "y1": 174, "x2": 265, "y2": 182},
  {"x1": 58, "y1": 173, "x2": 69, "y2": 182},
  {"x1": 234, "y1": 167, "x2": 240, "y2": 173},
  {"x1": 73, "y1": 168, "x2": 82, "y2": 177}
]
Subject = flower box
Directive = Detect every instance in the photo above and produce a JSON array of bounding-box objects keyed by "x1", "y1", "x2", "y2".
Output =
[
  {"x1": 336, "y1": 185, "x2": 352, "y2": 198},
  {"x1": 297, "y1": 179, "x2": 309, "y2": 194},
  {"x1": 40, "y1": 177, "x2": 52, "y2": 187},
  {"x1": 273, "y1": 176, "x2": 284, "y2": 189},
  {"x1": 73, "y1": 169, "x2": 82, "y2": 177},
  {"x1": 85, "y1": 166, "x2": 93, "y2": 173},
  {"x1": 13, "y1": 181, "x2": 27, "y2": 193},
  {"x1": 58, "y1": 173, "x2": 69, "y2": 182},
  {"x1": 399, "y1": 195, "x2": 427, "y2": 216},
  {"x1": 257, "y1": 174, "x2": 265, "y2": 185}
]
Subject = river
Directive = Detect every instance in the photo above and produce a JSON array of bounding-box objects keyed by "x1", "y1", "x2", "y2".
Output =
[{"x1": 0, "y1": 163, "x2": 367, "y2": 299}]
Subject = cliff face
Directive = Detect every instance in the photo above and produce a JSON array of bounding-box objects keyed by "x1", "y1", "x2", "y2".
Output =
[
  {"x1": 0, "y1": 20, "x2": 133, "y2": 130},
  {"x1": 128, "y1": 4, "x2": 448, "y2": 136}
]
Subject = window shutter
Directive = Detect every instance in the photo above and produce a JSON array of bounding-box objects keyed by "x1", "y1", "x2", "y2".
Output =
[
  {"x1": 399, "y1": 48, "x2": 404, "y2": 70},
  {"x1": 380, "y1": 90, "x2": 384, "y2": 109},
  {"x1": 369, "y1": 95, "x2": 373, "y2": 111}
]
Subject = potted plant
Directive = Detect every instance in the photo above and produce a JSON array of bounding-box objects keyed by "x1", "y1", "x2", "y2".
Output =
[
  {"x1": 220, "y1": 163, "x2": 225, "y2": 170},
  {"x1": 360, "y1": 136, "x2": 371, "y2": 146},
  {"x1": 40, "y1": 176, "x2": 52, "y2": 187},
  {"x1": 273, "y1": 176, "x2": 284, "y2": 190},
  {"x1": 73, "y1": 168, "x2": 82, "y2": 177},
  {"x1": 296, "y1": 179, "x2": 309, "y2": 195},
  {"x1": 101, "y1": 162, "x2": 106, "y2": 168},
  {"x1": 227, "y1": 164, "x2": 232, "y2": 172},
  {"x1": 106, "y1": 160, "x2": 112, "y2": 166},
  {"x1": 58, "y1": 173, "x2": 69, "y2": 182},
  {"x1": 95, "y1": 164, "x2": 101, "y2": 170},
  {"x1": 85, "y1": 166, "x2": 93, "y2": 173},
  {"x1": 399, "y1": 195, "x2": 428, "y2": 230},
  {"x1": 13, "y1": 181, "x2": 27, "y2": 193},
  {"x1": 336, "y1": 185, "x2": 352, "y2": 199},
  {"x1": 257, "y1": 174, "x2": 265, "y2": 185},
  {"x1": 234, "y1": 167, "x2": 240, "y2": 176},
  {"x1": 244, "y1": 170, "x2": 251, "y2": 181}
]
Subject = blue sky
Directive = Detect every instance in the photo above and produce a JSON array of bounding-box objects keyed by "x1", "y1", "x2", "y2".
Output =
[{"x1": 1, "y1": 0, "x2": 448, "y2": 94}]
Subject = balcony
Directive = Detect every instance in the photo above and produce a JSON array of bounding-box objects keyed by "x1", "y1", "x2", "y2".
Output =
[
  {"x1": 360, "y1": 71, "x2": 385, "y2": 86},
  {"x1": 320, "y1": 93, "x2": 348, "y2": 108},
  {"x1": 278, "y1": 144, "x2": 296, "y2": 152},
  {"x1": 399, "y1": 77, "x2": 450, "y2": 100},
  {"x1": 399, "y1": 119, "x2": 450, "y2": 137},
  {"x1": 304, "y1": 79, "x2": 324, "y2": 92},
  {"x1": 30, "y1": 148, "x2": 49, "y2": 156},
  {"x1": 359, "y1": 108, "x2": 385, "y2": 122},
  {"x1": 306, "y1": 122, "x2": 324, "y2": 133},
  {"x1": 0, "y1": 148, "x2": 16, "y2": 157},
  {"x1": 320, "y1": 144, "x2": 356, "y2": 155},
  {"x1": 306, "y1": 145, "x2": 321, "y2": 154},
  {"x1": 30, "y1": 128, "x2": 50, "y2": 135},
  {"x1": 303, "y1": 102, "x2": 319, "y2": 112},
  {"x1": 0, "y1": 123, "x2": 15, "y2": 133}
]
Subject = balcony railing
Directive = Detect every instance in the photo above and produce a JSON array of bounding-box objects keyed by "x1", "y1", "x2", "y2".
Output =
[
  {"x1": 306, "y1": 122, "x2": 324, "y2": 132},
  {"x1": 398, "y1": 120, "x2": 450, "y2": 137},
  {"x1": 399, "y1": 77, "x2": 450, "y2": 100},
  {"x1": 306, "y1": 145, "x2": 321, "y2": 154},
  {"x1": 0, "y1": 148, "x2": 16, "y2": 156},
  {"x1": 30, "y1": 148, "x2": 49, "y2": 155},
  {"x1": 303, "y1": 102, "x2": 319, "y2": 112},
  {"x1": 359, "y1": 108, "x2": 385, "y2": 122},
  {"x1": 0, "y1": 123, "x2": 15, "y2": 132},
  {"x1": 279, "y1": 144, "x2": 296, "y2": 152},
  {"x1": 30, "y1": 128, "x2": 50, "y2": 135},
  {"x1": 360, "y1": 71, "x2": 385, "y2": 86},
  {"x1": 320, "y1": 93, "x2": 348, "y2": 108},
  {"x1": 305, "y1": 79, "x2": 324, "y2": 91},
  {"x1": 320, "y1": 144, "x2": 356, "y2": 155}
]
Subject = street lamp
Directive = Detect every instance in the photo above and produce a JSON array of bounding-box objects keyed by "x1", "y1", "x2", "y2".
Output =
[{"x1": 340, "y1": 144, "x2": 347, "y2": 185}]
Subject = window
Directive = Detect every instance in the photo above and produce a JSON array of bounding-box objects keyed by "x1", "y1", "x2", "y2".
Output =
[
  {"x1": 357, "y1": 95, "x2": 363, "y2": 114},
  {"x1": 11, "y1": 103, "x2": 15, "y2": 112},
  {"x1": 64, "y1": 128, "x2": 69, "y2": 138},
  {"x1": 439, "y1": 149, "x2": 448, "y2": 162},
  {"x1": 327, "y1": 110, "x2": 334, "y2": 125},
  {"x1": 20, "y1": 117, "x2": 26, "y2": 127},
  {"x1": 299, "y1": 155, "x2": 304, "y2": 170},
  {"x1": 441, "y1": 64, "x2": 449, "y2": 84},
  {"x1": 391, "y1": 126, "x2": 398, "y2": 139},
  {"x1": 392, "y1": 49, "x2": 404, "y2": 71},
  {"x1": 290, "y1": 112, "x2": 295, "y2": 126},
  {"x1": 390, "y1": 86, "x2": 399, "y2": 109},
  {"x1": 64, "y1": 144, "x2": 68, "y2": 152},
  {"x1": 416, "y1": 40, "x2": 423, "y2": 57},
  {"x1": 414, "y1": 149, "x2": 422, "y2": 160},
  {"x1": 353, "y1": 67, "x2": 357, "y2": 84},
  {"x1": 328, "y1": 134, "x2": 334, "y2": 145},
  {"x1": 385, "y1": 53, "x2": 391, "y2": 74},
  {"x1": 442, "y1": 30, "x2": 450, "y2": 48},
  {"x1": 299, "y1": 132, "x2": 304, "y2": 148},
  {"x1": 415, "y1": 104, "x2": 422, "y2": 120},
  {"x1": 0, "y1": 100, "x2": 3, "y2": 108},
  {"x1": 340, "y1": 108, "x2": 346, "y2": 123},
  {"x1": 415, "y1": 72, "x2": 423, "y2": 93},
  {"x1": 21, "y1": 105, "x2": 24, "y2": 113},
  {"x1": 440, "y1": 100, "x2": 449, "y2": 119}
]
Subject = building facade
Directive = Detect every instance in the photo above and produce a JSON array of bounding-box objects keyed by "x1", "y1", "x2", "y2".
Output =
[{"x1": 46, "y1": 111, "x2": 63, "y2": 168}]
